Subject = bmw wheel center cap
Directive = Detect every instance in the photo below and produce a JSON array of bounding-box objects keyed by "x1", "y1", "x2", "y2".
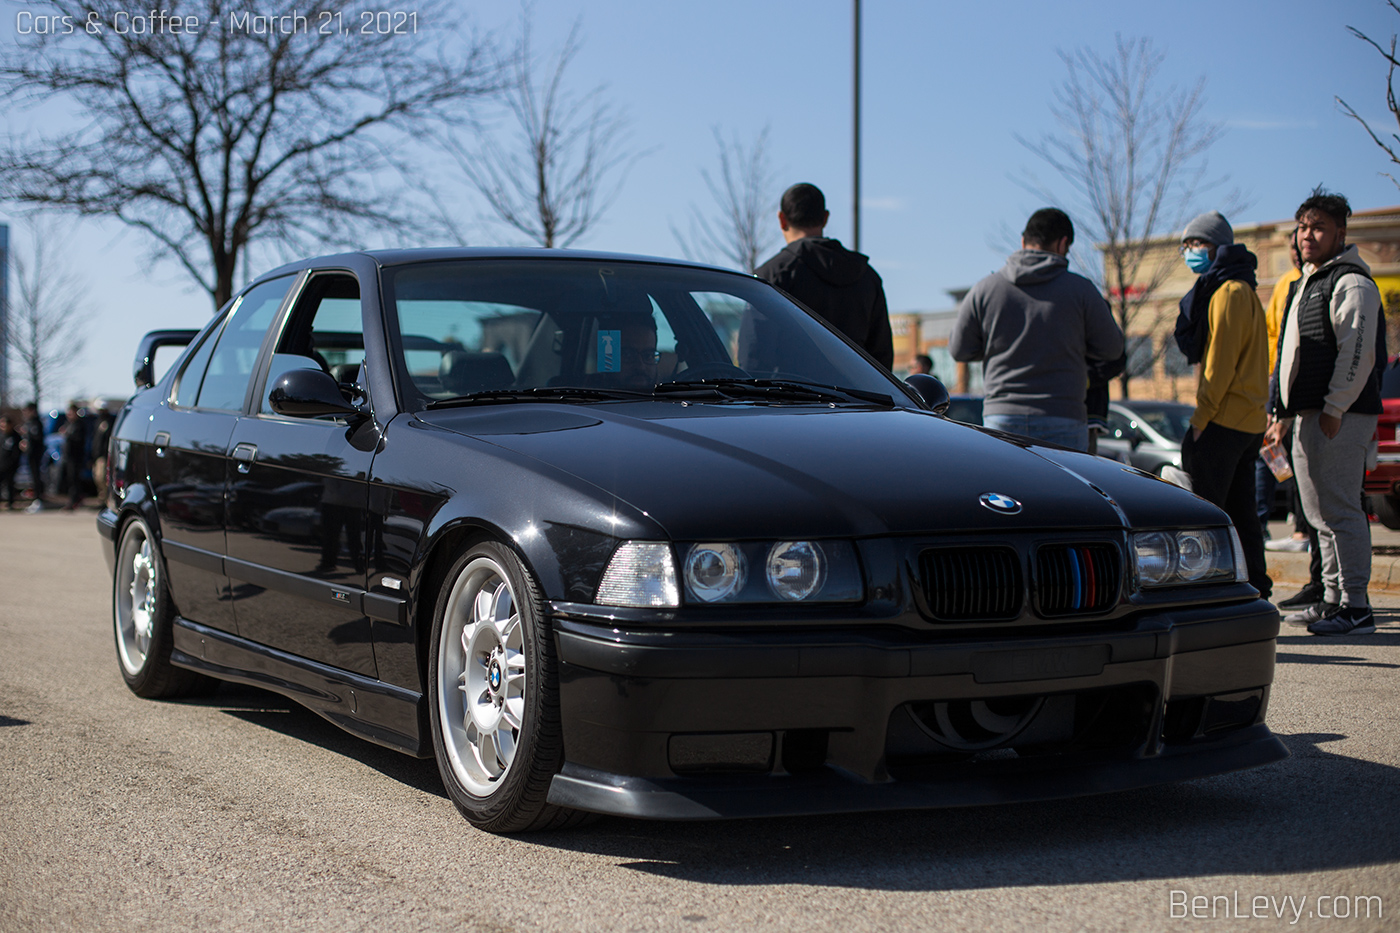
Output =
[{"x1": 979, "y1": 492, "x2": 1022, "y2": 514}]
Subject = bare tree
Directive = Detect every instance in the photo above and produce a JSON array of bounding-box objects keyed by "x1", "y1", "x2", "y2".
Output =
[
  {"x1": 0, "y1": 0, "x2": 499, "y2": 309},
  {"x1": 1339, "y1": 2, "x2": 1400, "y2": 188},
  {"x1": 673, "y1": 127, "x2": 780, "y2": 273},
  {"x1": 1017, "y1": 36, "x2": 1229, "y2": 397},
  {"x1": 5, "y1": 218, "x2": 90, "y2": 408},
  {"x1": 447, "y1": 13, "x2": 639, "y2": 248}
]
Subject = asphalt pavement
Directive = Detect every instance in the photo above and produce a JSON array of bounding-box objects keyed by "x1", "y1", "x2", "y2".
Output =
[{"x1": 1, "y1": 508, "x2": 1397, "y2": 933}]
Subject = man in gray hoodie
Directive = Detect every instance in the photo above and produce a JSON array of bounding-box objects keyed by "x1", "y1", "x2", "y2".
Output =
[{"x1": 950, "y1": 208, "x2": 1124, "y2": 450}]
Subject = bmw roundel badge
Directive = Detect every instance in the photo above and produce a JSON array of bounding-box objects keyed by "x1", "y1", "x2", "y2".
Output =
[{"x1": 979, "y1": 492, "x2": 1022, "y2": 514}]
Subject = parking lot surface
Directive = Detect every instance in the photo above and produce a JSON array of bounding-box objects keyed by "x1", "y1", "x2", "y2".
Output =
[{"x1": 1, "y1": 509, "x2": 1397, "y2": 932}]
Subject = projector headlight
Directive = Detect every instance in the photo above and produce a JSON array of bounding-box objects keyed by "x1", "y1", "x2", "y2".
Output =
[
  {"x1": 676, "y1": 540, "x2": 862, "y2": 605},
  {"x1": 1131, "y1": 528, "x2": 1239, "y2": 588},
  {"x1": 684, "y1": 543, "x2": 747, "y2": 602}
]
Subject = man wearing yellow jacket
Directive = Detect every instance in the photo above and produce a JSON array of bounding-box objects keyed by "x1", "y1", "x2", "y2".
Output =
[{"x1": 1174, "y1": 211, "x2": 1271, "y2": 598}]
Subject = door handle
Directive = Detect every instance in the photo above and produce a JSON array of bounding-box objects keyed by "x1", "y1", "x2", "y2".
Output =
[
  {"x1": 153, "y1": 432, "x2": 170, "y2": 458},
  {"x1": 232, "y1": 443, "x2": 258, "y2": 473}
]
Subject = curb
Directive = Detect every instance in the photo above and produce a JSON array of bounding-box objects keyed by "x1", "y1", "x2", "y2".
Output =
[{"x1": 1266, "y1": 549, "x2": 1400, "y2": 594}]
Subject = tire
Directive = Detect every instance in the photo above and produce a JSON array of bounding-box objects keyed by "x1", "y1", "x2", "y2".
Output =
[
  {"x1": 428, "y1": 541, "x2": 587, "y2": 832},
  {"x1": 1375, "y1": 494, "x2": 1400, "y2": 530},
  {"x1": 113, "y1": 515, "x2": 217, "y2": 698}
]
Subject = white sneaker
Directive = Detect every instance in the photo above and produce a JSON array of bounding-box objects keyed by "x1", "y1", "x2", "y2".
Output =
[{"x1": 24, "y1": 501, "x2": 44, "y2": 514}]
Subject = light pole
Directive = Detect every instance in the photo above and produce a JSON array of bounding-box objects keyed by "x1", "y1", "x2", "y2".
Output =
[{"x1": 852, "y1": 0, "x2": 861, "y2": 252}]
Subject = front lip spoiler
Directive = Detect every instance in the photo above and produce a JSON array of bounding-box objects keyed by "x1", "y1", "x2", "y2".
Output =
[
  {"x1": 546, "y1": 725, "x2": 1289, "y2": 820},
  {"x1": 550, "y1": 599, "x2": 1280, "y2": 680}
]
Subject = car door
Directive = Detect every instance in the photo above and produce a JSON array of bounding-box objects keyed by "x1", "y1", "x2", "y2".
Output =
[
  {"x1": 146, "y1": 275, "x2": 297, "y2": 634},
  {"x1": 223, "y1": 271, "x2": 378, "y2": 677}
]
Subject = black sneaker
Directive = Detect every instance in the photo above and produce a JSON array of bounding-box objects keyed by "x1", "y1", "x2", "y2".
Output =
[
  {"x1": 1283, "y1": 602, "x2": 1338, "y2": 626},
  {"x1": 1278, "y1": 582, "x2": 1324, "y2": 609},
  {"x1": 1307, "y1": 605, "x2": 1377, "y2": 636}
]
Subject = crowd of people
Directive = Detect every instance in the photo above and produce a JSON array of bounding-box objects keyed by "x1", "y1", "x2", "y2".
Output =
[
  {"x1": 761, "y1": 182, "x2": 1380, "y2": 638},
  {"x1": 0, "y1": 401, "x2": 114, "y2": 512}
]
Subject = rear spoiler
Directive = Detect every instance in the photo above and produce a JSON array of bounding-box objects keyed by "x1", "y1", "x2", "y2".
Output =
[{"x1": 133, "y1": 330, "x2": 199, "y2": 390}]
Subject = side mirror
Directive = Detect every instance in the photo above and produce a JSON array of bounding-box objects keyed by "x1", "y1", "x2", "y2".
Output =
[
  {"x1": 1128, "y1": 426, "x2": 1145, "y2": 450},
  {"x1": 269, "y1": 368, "x2": 361, "y2": 418},
  {"x1": 906, "y1": 373, "x2": 951, "y2": 415},
  {"x1": 133, "y1": 330, "x2": 198, "y2": 390}
]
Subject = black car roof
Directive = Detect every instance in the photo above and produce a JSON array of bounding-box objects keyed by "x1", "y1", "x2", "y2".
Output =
[{"x1": 253, "y1": 247, "x2": 750, "y2": 285}]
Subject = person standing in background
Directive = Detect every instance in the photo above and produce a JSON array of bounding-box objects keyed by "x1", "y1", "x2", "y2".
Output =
[
  {"x1": 1174, "y1": 211, "x2": 1271, "y2": 599},
  {"x1": 20, "y1": 403, "x2": 46, "y2": 512},
  {"x1": 0, "y1": 415, "x2": 21, "y2": 510},
  {"x1": 1268, "y1": 189, "x2": 1385, "y2": 636},
  {"x1": 949, "y1": 208, "x2": 1124, "y2": 450},
  {"x1": 755, "y1": 183, "x2": 894, "y2": 368}
]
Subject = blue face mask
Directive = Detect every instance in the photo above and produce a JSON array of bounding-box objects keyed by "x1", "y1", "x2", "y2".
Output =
[{"x1": 1184, "y1": 247, "x2": 1213, "y2": 274}]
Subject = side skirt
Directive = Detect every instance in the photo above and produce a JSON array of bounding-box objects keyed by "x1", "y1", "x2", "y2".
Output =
[{"x1": 171, "y1": 617, "x2": 430, "y2": 758}]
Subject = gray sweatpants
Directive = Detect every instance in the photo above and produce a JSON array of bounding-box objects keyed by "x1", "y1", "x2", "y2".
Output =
[{"x1": 1292, "y1": 410, "x2": 1378, "y2": 607}]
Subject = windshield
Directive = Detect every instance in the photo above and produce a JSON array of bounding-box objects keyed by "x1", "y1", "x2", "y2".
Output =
[{"x1": 383, "y1": 259, "x2": 910, "y2": 408}]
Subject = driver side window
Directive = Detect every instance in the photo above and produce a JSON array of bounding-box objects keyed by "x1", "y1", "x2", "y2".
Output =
[{"x1": 260, "y1": 274, "x2": 366, "y2": 416}]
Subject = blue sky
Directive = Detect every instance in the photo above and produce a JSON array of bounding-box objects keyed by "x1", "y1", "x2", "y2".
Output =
[{"x1": 5, "y1": 0, "x2": 1400, "y2": 403}]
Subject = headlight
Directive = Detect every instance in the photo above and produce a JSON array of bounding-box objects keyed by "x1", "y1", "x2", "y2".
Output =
[
  {"x1": 684, "y1": 543, "x2": 747, "y2": 602},
  {"x1": 766, "y1": 541, "x2": 825, "y2": 600},
  {"x1": 1131, "y1": 528, "x2": 1239, "y2": 588},
  {"x1": 679, "y1": 540, "x2": 862, "y2": 604},
  {"x1": 596, "y1": 541, "x2": 679, "y2": 607}
]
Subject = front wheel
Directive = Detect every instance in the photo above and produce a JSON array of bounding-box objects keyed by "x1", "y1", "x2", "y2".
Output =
[
  {"x1": 113, "y1": 515, "x2": 216, "y2": 698},
  {"x1": 428, "y1": 541, "x2": 586, "y2": 832}
]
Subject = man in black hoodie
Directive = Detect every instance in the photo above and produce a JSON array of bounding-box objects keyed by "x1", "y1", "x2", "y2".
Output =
[{"x1": 754, "y1": 183, "x2": 893, "y2": 368}]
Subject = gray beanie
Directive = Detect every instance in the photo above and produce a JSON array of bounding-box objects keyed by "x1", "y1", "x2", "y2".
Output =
[{"x1": 1183, "y1": 211, "x2": 1234, "y2": 246}]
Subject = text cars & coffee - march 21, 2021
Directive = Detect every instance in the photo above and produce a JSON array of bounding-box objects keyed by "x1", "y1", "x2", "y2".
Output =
[{"x1": 14, "y1": 8, "x2": 421, "y2": 37}]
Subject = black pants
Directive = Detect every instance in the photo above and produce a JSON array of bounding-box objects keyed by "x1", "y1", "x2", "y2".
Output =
[
  {"x1": 0, "y1": 467, "x2": 16, "y2": 507},
  {"x1": 60, "y1": 456, "x2": 83, "y2": 507},
  {"x1": 27, "y1": 454, "x2": 44, "y2": 500},
  {"x1": 1182, "y1": 422, "x2": 1271, "y2": 599}
]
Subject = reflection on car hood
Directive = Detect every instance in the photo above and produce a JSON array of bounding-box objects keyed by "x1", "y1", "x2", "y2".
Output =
[{"x1": 418, "y1": 404, "x2": 1226, "y2": 539}]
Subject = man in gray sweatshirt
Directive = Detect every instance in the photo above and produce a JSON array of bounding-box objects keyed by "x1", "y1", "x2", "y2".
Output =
[{"x1": 950, "y1": 208, "x2": 1124, "y2": 450}]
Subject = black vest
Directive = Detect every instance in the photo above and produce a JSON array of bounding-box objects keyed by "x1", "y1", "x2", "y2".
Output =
[{"x1": 1277, "y1": 262, "x2": 1385, "y2": 416}]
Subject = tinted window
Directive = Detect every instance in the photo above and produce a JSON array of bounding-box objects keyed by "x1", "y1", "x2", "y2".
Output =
[
  {"x1": 1129, "y1": 404, "x2": 1192, "y2": 443},
  {"x1": 385, "y1": 260, "x2": 906, "y2": 406},
  {"x1": 260, "y1": 275, "x2": 365, "y2": 415},
  {"x1": 173, "y1": 323, "x2": 224, "y2": 409},
  {"x1": 196, "y1": 276, "x2": 295, "y2": 411}
]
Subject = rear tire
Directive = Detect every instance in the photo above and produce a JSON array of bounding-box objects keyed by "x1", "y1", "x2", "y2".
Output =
[
  {"x1": 113, "y1": 515, "x2": 217, "y2": 698},
  {"x1": 428, "y1": 541, "x2": 588, "y2": 832}
]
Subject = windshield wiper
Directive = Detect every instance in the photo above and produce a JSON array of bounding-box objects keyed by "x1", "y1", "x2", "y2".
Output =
[
  {"x1": 653, "y1": 378, "x2": 895, "y2": 408},
  {"x1": 426, "y1": 386, "x2": 653, "y2": 408}
]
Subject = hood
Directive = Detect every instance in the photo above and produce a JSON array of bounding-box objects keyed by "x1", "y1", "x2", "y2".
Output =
[
  {"x1": 790, "y1": 237, "x2": 871, "y2": 288},
  {"x1": 417, "y1": 404, "x2": 1226, "y2": 540},
  {"x1": 999, "y1": 249, "x2": 1069, "y2": 287}
]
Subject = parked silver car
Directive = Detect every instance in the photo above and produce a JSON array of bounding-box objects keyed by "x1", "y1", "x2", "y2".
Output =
[{"x1": 1097, "y1": 401, "x2": 1193, "y2": 475}]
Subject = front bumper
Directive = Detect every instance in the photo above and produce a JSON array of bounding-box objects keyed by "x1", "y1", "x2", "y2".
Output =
[
  {"x1": 547, "y1": 598, "x2": 1287, "y2": 819},
  {"x1": 96, "y1": 507, "x2": 120, "y2": 574}
]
